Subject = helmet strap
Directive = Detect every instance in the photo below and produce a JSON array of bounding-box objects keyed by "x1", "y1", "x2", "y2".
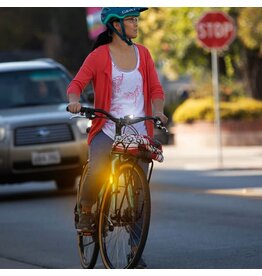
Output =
[{"x1": 107, "y1": 20, "x2": 133, "y2": 46}]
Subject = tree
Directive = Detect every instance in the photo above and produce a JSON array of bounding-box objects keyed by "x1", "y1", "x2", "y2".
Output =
[
  {"x1": 136, "y1": 7, "x2": 262, "y2": 100},
  {"x1": 237, "y1": 8, "x2": 262, "y2": 99},
  {"x1": 0, "y1": 7, "x2": 92, "y2": 72}
]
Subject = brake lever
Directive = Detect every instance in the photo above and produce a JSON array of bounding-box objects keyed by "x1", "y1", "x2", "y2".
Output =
[
  {"x1": 155, "y1": 118, "x2": 169, "y2": 133},
  {"x1": 68, "y1": 114, "x2": 85, "y2": 120},
  {"x1": 156, "y1": 124, "x2": 168, "y2": 133},
  {"x1": 161, "y1": 126, "x2": 169, "y2": 133}
]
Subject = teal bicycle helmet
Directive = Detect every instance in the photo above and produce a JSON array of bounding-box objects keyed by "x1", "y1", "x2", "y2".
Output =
[{"x1": 101, "y1": 7, "x2": 148, "y2": 45}]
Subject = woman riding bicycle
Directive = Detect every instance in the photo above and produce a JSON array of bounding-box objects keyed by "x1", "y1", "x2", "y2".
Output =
[{"x1": 67, "y1": 7, "x2": 168, "y2": 268}]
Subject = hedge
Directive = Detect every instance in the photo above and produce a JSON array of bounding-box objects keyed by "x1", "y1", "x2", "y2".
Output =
[{"x1": 173, "y1": 97, "x2": 262, "y2": 123}]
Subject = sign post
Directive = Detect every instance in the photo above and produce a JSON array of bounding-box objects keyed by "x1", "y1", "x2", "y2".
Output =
[
  {"x1": 196, "y1": 11, "x2": 235, "y2": 168},
  {"x1": 211, "y1": 49, "x2": 222, "y2": 167}
]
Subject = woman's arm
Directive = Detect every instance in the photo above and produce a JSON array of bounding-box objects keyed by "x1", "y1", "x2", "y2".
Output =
[
  {"x1": 145, "y1": 49, "x2": 168, "y2": 124},
  {"x1": 152, "y1": 98, "x2": 168, "y2": 124},
  {"x1": 67, "y1": 51, "x2": 97, "y2": 113}
]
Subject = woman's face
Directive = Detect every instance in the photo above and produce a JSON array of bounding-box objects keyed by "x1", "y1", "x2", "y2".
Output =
[
  {"x1": 113, "y1": 16, "x2": 139, "y2": 39},
  {"x1": 123, "y1": 17, "x2": 139, "y2": 39}
]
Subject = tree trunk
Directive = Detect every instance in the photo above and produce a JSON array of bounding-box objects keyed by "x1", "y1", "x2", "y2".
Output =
[{"x1": 245, "y1": 49, "x2": 262, "y2": 100}]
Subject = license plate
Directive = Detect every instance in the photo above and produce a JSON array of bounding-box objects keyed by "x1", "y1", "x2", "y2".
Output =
[{"x1": 31, "y1": 151, "x2": 61, "y2": 166}]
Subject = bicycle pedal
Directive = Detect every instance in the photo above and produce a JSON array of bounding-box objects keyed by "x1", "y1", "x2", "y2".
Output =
[
  {"x1": 78, "y1": 229, "x2": 93, "y2": 236},
  {"x1": 83, "y1": 232, "x2": 93, "y2": 236}
]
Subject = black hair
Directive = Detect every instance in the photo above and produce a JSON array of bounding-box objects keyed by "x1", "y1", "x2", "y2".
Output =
[{"x1": 91, "y1": 27, "x2": 113, "y2": 51}]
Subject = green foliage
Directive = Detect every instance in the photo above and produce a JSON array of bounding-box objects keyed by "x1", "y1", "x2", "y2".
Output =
[
  {"x1": 238, "y1": 8, "x2": 262, "y2": 54},
  {"x1": 173, "y1": 97, "x2": 262, "y2": 123},
  {"x1": 137, "y1": 7, "x2": 262, "y2": 100},
  {"x1": 220, "y1": 77, "x2": 247, "y2": 101},
  {"x1": 188, "y1": 74, "x2": 247, "y2": 102},
  {"x1": 173, "y1": 97, "x2": 214, "y2": 123},
  {"x1": 137, "y1": 7, "x2": 232, "y2": 79}
]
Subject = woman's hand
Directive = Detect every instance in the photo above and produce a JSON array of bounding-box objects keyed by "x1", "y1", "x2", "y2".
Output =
[
  {"x1": 67, "y1": 102, "x2": 82, "y2": 113},
  {"x1": 67, "y1": 92, "x2": 82, "y2": 113},
  {"x1": 152, "y1": 99, "x2": 168, "y2": 125},
  {"x1": 154, "y1": 111, "x2": 168, "y2": 125}
]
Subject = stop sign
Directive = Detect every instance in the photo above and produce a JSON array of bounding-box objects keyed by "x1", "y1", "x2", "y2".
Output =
[{"x1": 196, "y1": 11, "x2": 235, "y2": 49}]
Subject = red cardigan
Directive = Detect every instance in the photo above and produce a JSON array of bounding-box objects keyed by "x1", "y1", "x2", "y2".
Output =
[{"x1": 67, "y1": 43, "x2": 164, "y2": 144}]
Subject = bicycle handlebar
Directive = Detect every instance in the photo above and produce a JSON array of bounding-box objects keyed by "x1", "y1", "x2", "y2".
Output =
[{"x1": 66, "y1": 106, "x2": 168, "y2": 132}]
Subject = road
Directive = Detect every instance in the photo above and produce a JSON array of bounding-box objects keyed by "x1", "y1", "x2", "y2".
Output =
[{"x1": 0, "y1": 166, "x2": 262, "y2": 269}]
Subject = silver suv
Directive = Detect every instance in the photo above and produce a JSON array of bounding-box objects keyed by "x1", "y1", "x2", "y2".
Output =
[{"x1": 0, "y1": 59, "x2": 92, "y2": 189}]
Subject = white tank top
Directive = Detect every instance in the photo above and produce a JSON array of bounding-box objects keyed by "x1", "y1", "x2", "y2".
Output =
[{"x1": 102, "y1": 45, "x2": 147, "y2": 139}]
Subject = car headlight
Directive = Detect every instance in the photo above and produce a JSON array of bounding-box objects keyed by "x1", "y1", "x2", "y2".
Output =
[
  {"x1": 76, "y1": 119, "x2": 92, "y2": 134},
  {"x1": 0, "y1": 127, "x2": 6, "y2": 141}
]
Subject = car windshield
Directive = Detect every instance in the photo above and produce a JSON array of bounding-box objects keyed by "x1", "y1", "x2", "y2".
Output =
[{"x1": 0, "y1": 69, "x2": 70, "y2": 109}]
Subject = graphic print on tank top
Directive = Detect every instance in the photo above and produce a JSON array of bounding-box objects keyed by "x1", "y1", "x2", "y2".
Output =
[
  {"x1": 124, "y1": 85, "x2": 142, "y2": 105},
  {"x1": 112, "y1": 73, "x2": 124, "y2": 94}
]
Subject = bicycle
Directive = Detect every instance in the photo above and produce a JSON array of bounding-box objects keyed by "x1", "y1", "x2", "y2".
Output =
[{"x1": 68, "y1": 106, "x2": 167, "y2": 269}]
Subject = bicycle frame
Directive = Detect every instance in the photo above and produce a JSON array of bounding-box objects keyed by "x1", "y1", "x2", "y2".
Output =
[{"x1": 96, "y1": 149, "x2": 153, "y2": 226}]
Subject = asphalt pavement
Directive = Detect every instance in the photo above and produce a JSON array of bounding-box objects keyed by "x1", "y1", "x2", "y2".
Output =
[{"x1": 1, "y1": 144, "x2": 262, "y2": 269}]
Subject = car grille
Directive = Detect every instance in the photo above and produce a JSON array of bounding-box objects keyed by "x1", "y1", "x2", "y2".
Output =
[{"x1": 15, "y1": 124, "x2": 74, "y2": 146}]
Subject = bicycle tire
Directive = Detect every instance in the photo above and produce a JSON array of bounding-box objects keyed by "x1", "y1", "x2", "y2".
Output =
[
  {"x1": 76, "y1": 163, "x2": 99, "y2": 269},
  {"x1": 77, "y1": 233, "x2": 99, "y2": 269},
  {"x1": 98, "y1": 161, "x2": 151, "y2": 269}
]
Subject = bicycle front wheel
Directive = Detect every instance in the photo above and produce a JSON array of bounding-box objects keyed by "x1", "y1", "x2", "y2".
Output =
[
  {"x1": 98, "y1": 161, "x2": 151, "y2": 269},
  {"x1": 77, "y1": 232, "x2": 99, "y2": 268}
]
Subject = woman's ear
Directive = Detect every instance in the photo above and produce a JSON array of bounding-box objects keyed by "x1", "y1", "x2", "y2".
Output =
[{"x1": 112, "y1": 21, "x2": 121, "y2": 32}]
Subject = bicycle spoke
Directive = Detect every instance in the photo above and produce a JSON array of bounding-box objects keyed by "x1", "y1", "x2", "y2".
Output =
[
  {"x1": 82, "y1": 239, "x2": 96, "y2": 248},
  {"x1": 99, "y1": 162, "x2": 150, "y2": 268},
  {"x1": 78, "y1": 234, "x2": 99, "y2": 269}
]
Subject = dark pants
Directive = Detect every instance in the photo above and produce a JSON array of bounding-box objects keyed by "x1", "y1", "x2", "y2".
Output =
[{"x1": 80, "y1": 131, "x2": 113, "y2": 208}]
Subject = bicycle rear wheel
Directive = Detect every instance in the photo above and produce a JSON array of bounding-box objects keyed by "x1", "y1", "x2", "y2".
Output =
[
  {"x1": 98, "y1": 161, "x2": 151, "y2": 269},
  {"x1": 76, "y1": 162, "x2": 99, "y2": 269}
]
